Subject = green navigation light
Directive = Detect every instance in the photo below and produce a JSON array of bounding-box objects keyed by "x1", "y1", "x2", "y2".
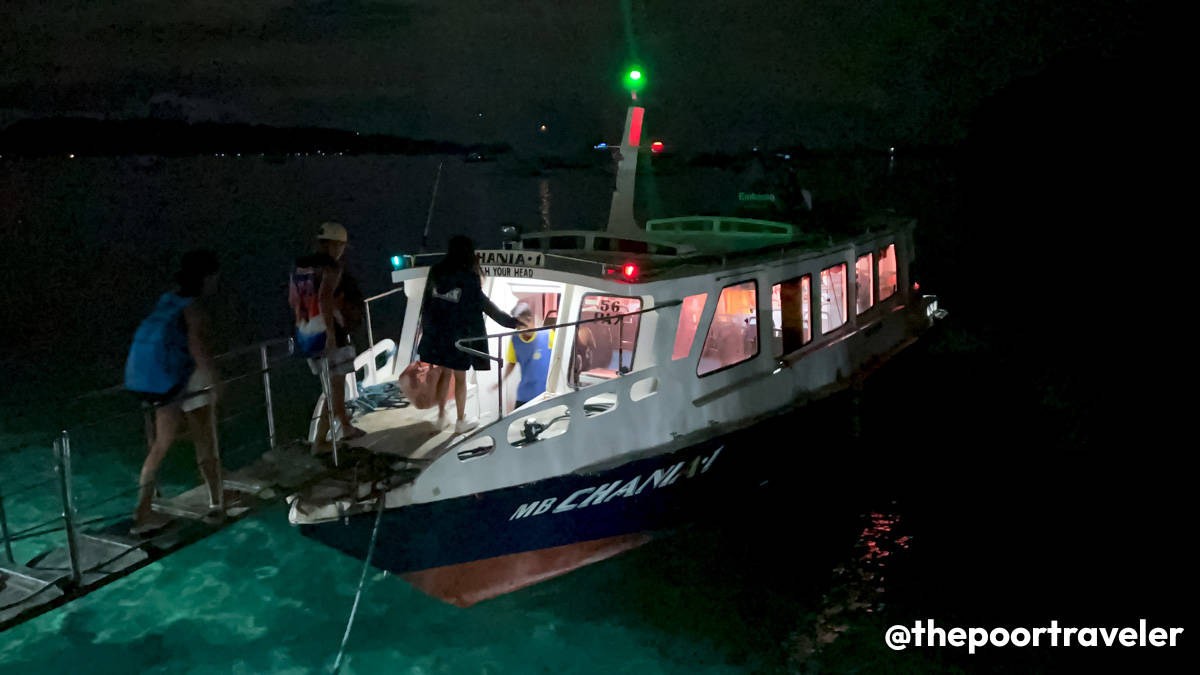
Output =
[
  {"x1": 624, "y1": 68, "x2": 645, "y2": 91},
  {"x1": 391, "y1": 255, "x2": 405, "y2": 270}
]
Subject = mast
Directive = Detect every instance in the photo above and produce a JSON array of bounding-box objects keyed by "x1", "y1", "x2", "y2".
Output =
[
  {"x1": 605, "y1": 68, "x2": 648, "y2": 235},
  {"x1": 605, "y1": 105, "x2": 644, "y2": 235}
]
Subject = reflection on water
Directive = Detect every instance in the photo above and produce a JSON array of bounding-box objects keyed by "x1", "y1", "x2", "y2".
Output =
[{"x1": 788, "y1": 507, "x2": 912, "y2": 666}]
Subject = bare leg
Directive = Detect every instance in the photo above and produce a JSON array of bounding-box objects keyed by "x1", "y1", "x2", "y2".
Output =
[
  {"x1": 314, "y1": 403, "x2": 333, "y2": 451},
  {"x1": 185, "y1": 405, "x2": 222, "y2": 508},
  {"x1": 453, "y1": 369, "x2": 468, "y2": 421},
  {"x1": 135, "y1": 404, "x2": 182, "y2": 523},
  {"x1": 434, "y1": 367, "x2": 452, "y2": 420},
  {"x1": 330, "y1": 372, "x2": 354, "y2": 429}
]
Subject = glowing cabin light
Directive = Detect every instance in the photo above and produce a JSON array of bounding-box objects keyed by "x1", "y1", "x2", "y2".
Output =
[{"x1": 650, "y1": 141, "x2": 664, "y2": 153}]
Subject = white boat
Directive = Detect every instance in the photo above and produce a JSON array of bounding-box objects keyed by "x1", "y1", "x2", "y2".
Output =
[{"x1": 287, "y1": 104, "x2": 946, "y2": 606}]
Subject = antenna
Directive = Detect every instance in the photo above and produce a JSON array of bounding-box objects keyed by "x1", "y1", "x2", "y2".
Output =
[{"x1": 420, "y1": 161, "x2": 444, "y2": 252}]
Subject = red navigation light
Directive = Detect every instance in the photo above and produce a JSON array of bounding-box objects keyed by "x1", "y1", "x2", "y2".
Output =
[
  {"x1": 651, "y1": 141, "x2": 664, "y2": 153},
  {"x1": 622, "y1": 263, "x2": 638, "y2": 279},
  {"x1": 628, "y1": 107, "x2": 644, "y2": 147},
  {"x1": 912, "y1": 282, "x2": 920, "y2": 291}
]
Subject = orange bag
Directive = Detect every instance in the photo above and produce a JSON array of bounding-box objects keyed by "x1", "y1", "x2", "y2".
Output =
[{"x1": 397, "y1": 361, "x2": 452, "y2": 409}]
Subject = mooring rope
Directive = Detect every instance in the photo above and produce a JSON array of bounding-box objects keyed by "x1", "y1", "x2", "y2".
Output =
[{"x1": 330, "y1": 490, "x2": 387, "y2": 674}]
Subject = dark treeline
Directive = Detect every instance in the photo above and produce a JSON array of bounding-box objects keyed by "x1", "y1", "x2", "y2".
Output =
[{"x1": 0, "y1": 117, "x2": 513, "y2": 158}]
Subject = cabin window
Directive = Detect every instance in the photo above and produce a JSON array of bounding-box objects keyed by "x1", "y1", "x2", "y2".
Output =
[
  {"x1": 698, "y1": 281, "x2": 759, "y2": 376},
  {"x1": 855, "y1": 253, "x2": 874, "y2": 315},
  {"x1": 821, "y1": 263, "x2": 848, "y2": 334},
  {"x1": 878, "y1": 244, "x2": 898, "y2": 301},
  {"x1": 548, "y1": 235, "x2": 586, "y2": 249},
  {"x1": 672, "y1": 293, "x2": 708, "y2": 360},
  {"x1": 771, "y1": 275, "x2": 812, "y2": 357},
  {"x1": 570, "y1": 294, "x2": 642, "y2": 388}
]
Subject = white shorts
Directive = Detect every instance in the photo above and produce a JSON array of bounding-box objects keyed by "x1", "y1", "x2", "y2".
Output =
[
  {"x1": 308, "y1": 345, "x2": 357, "y2": 377},
  {"x1": 181, "y1": 369, "x2": 214, "y2": 413}
]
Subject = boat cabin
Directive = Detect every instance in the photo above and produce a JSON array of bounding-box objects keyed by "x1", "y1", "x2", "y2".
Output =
[{"x1": 300, "y1": 211, "x2": 923, "y2": 518}]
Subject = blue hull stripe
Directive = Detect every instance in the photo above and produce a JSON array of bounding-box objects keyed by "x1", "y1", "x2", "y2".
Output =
[{"x1": 301, "y1": 437, "x2": 745, "y2": 573}]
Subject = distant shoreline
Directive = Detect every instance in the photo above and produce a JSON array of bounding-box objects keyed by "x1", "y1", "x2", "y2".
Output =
[
  {"x1": 0, "y1": 117, "x2": 956, "y2": 161},
  {"x1": 0, "y1": 117, "x2": 509, "y2": 159}
]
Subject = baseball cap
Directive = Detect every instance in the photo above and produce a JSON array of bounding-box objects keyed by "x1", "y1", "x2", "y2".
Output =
[{"x1": 317, "y1": 222, "x2": 348, "y2": 242}]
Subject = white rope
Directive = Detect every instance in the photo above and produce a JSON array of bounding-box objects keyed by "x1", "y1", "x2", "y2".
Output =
[{"x1": 330, "y1": 493, "x2": 387, "y2": 674}]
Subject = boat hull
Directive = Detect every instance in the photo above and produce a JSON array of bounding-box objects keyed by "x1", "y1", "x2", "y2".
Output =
[{"x1": 300, "y1": 436, "x2": 746, "y2": 586}]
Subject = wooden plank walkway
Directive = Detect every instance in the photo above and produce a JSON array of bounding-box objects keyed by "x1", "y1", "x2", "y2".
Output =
[{"x1": 1, "y1": 442, "x2": 332, "y2": 632}]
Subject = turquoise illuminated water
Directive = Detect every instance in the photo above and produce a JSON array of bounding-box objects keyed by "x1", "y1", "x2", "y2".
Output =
[
  {"x1": 0, "y1": 405, "x2": 850, "y2": 674},
  {"x1": 1, "y1": 354, "x2": 913, "y2": 673}
]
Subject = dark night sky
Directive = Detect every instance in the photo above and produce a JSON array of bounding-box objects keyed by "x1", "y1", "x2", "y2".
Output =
[{"x1": 0, "y1": 0, "x2": 1141, "y2": 150}]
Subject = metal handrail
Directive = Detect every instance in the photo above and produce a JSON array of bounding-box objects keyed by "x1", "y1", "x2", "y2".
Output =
[
  {"x1": 363, "y1": 286, "x2": 406, "y2": 379},
  {"x1": 214, "y1": 336, "x2": 293, "y2": 362},
  {"x1": 1, "y1": 336, "x2": 299, "y2": 565},
  {"x1": 453, "y1": 300, "x2": 683, "y2": 415},
  {"x1": 58, "y1": 337, "x2": 292, "y2": 410},
  {"x1": 454, "y1": 300, "x2": 683, "y2": 361}
]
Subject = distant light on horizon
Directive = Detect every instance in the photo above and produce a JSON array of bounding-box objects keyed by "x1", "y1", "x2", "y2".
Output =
[{"x1": 539, "y1": 124, "x2": 547, "y2": 132}]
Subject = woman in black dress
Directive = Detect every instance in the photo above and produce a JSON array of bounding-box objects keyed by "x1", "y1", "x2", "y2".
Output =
[{"x1": 418, "y1": 236, "x2": 528, "y2": 432}]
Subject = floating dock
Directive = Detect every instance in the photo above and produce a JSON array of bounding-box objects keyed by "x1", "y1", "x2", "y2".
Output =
[{"x1": 1, "y1": 442, "x2": 333, "y2": 632}]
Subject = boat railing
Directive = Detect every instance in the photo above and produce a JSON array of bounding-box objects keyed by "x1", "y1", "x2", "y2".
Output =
[
  {"x1": 0, "y1": 336, "x2": 302, "y2": 582},
  {"x1": 361, "y1": 287, "x2": 406, "y2": 384},
  {"x1": 453, "y1": 299, "x2": 683, "y2": 433}
]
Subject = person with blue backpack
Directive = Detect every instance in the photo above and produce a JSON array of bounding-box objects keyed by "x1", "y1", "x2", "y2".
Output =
[{"x1": 125, "y1": 250, "x2": 224, "y2": 534}]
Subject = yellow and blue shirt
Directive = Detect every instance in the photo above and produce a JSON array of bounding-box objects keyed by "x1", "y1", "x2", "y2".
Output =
[{"x1": 506, "y1": 330, "x2": 555, "y2": 403}]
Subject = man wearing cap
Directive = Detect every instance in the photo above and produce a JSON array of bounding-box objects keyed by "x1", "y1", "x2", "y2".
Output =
[
  {"x1": 289, "y1": 222, "x2": 366, "y2": 448},
  {"x1": 491, "y1": 303, "x2": 554, "y2": 411}
]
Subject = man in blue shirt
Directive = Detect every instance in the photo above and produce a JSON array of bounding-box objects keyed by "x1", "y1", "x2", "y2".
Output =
[{"x1": 495, "y1": 304, "x2": 554, "y2": 409}]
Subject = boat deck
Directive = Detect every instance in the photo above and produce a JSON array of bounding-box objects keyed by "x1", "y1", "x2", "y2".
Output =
[{"x1": 347, "y1": 396, "x2": 483, "y2": 460}]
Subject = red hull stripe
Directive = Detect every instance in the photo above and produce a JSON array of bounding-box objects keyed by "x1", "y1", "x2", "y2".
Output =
[{"x1": 402, "y1": 533, "x2": 654, "y2": 607}]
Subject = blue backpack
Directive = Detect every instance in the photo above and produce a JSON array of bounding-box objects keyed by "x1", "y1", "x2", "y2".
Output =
[{"x1": 125, "y1": 292, "x2": 195, "y2": 394}]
